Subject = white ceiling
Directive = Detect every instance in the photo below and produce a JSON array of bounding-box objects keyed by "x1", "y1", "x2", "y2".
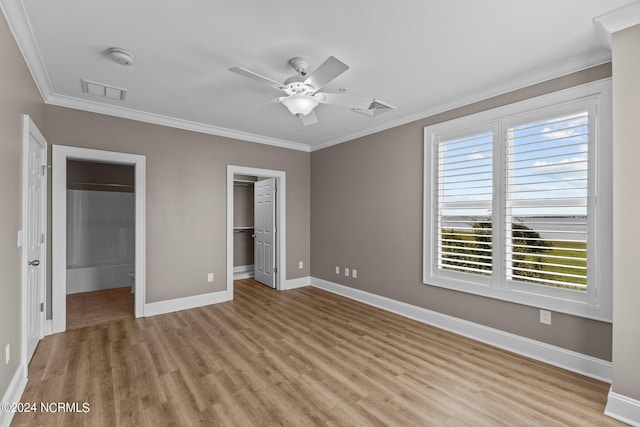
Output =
[{"x1": 2, "y1": 0, "x2": 633, "y2": 151}]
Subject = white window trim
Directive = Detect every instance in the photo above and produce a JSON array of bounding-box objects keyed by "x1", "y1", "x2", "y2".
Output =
[{"x1": 423, "y1": 79, "x2": 612, "y2": 322}]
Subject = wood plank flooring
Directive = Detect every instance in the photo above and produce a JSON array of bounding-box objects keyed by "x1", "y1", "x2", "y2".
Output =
[
  {"x1": 66, "y1": 286, "x2": 134, "y2": 329},
  {"x1": 13, "y1": 279, "x2": 621, "y2": 426}
]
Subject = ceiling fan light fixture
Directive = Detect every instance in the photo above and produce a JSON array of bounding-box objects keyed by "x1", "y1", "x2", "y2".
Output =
[{"x1": 280, "y1": 95, "x2": 319, "y2": 116}]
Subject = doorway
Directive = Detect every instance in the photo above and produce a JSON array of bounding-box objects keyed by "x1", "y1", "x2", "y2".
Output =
[
  {"x1": 232, "y1": 175, "x2": 277, "y2": 289},
  {"x1": 227, "y1": 165, "x2": 286, "y2": 297},
  {"x1": 65, "y1": 160, "x2": 135, "y2": 328},
  {"x1": 52, "y1": 146, "x2": 146, "y2": 333}
]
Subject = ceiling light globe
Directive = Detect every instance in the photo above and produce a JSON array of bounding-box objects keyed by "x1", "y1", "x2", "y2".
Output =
[{"x1": 281, "y1": 95, "x2": 319, "y2": 116}]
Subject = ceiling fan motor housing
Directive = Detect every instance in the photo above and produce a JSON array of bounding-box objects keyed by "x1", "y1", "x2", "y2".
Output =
[
  {"x1": 283, "y1": 77, "x2": 314, "y2": 95},
  {"x1": 288, "y1": 57, "x2": 310, "y2": 75}
]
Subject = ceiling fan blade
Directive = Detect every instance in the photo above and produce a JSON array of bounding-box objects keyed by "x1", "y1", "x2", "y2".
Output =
[
  {"x1": 229, "y1": 67, "x2": 284, "y2": 90},
  {"x1": 300, "y1": 110, "x2": 318, "y2": 126},
  {"x1": 304, "y1": 56, "x2": 349, "y2": 92},
  {"x1": 315, "y1": 92, "x2": 374, "y2": 110}
]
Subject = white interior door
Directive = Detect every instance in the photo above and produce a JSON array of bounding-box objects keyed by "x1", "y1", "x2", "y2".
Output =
[
  {"x1": 254, "y1": 178, "x2": 276, "y2": 288},
  {"x1": 23, "y1": 116, "x2": 47, "y2": 363}
]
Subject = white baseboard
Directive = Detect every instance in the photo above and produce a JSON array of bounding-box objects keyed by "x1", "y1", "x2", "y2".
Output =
[
  {"x1": 144, "y1": 290, "x2": 230, "y2": 317},
  {"x1": 234, "y1": 265, "x2": 254, "y2": 280},
  {"x1": 45, "y1": 319, "x2": 52, "y2": 336},
  {"x1": 605, "y1": 387, "x2": 640, "y2": 426},
  {"x1": 0, "y1": 363, "x2": 27, "y2": 427},
  {"x1": 283, "y1": 276, "x2": 310, "y2": 290},
  {"x1": 310, "y1": 277, "x2": 612, "y2": 383}
]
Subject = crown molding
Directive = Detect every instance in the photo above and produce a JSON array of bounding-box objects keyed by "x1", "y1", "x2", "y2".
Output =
[
  {"x1": 0, "y1": 0, "x2": 309, "y2": 152},
  {"x1": 309, "y1": 49, "x2": 612, "y2": 152},
  {"x1": 46, "y1": 94, "x2": 311, "y2": 152},
  {"x1": 594, "y1": 1, "x2": 640, "y2": 49},
  {"x1": 0, "y1": 0, "x2": 53, "y2": 100},
  {"x1": 1, "y1": 0, "x2": 620, "y2": 154}
]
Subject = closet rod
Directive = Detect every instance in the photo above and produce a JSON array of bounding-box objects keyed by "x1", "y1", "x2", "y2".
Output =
[
  {"x1": 233, "y1": 179, "x2": 255, "y2": 185},
  {"x1": 73, "y1": 182, "x2": 134, "y2": 188}
]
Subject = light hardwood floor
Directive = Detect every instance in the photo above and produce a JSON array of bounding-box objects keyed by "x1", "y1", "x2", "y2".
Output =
[
  {"x1": 13, "y1": 279, "x2": 621, "y2": 426},
  {"x1": 67, "y1": 286, "x2": 134, "y2": 329}
]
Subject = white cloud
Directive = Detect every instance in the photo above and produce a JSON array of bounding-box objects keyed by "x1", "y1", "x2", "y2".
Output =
[
  {"x1": 466, "y1": 152, "x2": 485, "y2": 160},
  {"x1": 533, "y1": 157, "x2": 587, "y2": 176}
]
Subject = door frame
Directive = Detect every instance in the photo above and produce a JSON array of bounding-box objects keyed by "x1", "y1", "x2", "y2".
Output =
[
  {"x1": 21, "y1": 115, "x2": 47, "y2": 375},
  {"x1": 227, "y1": 165, "x2": 286, "y2": 297},
  {"x1": 52, "y1": 145, "x2": 146, "y2": 333}
]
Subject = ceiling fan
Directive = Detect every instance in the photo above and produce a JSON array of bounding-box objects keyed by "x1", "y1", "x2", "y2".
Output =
[{"x1": 229, "y1": 56, "x2": 394, "y2": 126}]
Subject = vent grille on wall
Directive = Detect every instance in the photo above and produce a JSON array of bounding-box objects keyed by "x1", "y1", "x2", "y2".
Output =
[
  {"x1": 353, "y1": 99, "x2": 395, "y2": 117},
  {"x1": 81, "y1": 79, "x2": 127, "y2": 101}
]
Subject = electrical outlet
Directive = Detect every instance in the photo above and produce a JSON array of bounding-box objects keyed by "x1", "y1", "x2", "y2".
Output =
[
  {"x1": 540, "y1": 309, "x2": 551, "y2": 325},
  {"x1": 335, "y1": 266, "x2": 340, "y2": 274},
  {"x1": 298, "y1": 261, "x2": 303, "y2": 269},
  {"x1": 207, "y1": 273, "x2": 214, "y2": 282},
  {"x1": 352, "y1": 269, "x2": 357, "y2": 279},
  {"x1": 344, "y1": 267, "x2": 350, "y2": 277},
  {"x1": 5, "y1": 343, "x2": 9, "y2": 365}
]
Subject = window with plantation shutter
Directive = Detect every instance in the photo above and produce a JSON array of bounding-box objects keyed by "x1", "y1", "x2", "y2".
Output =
[
  {"x1": 437, "y1": 130, "x2": 494, "y2": 277},
  {"x1": 423, "y1": 80, "x2": 612, "y2": 320},
  {"x1": 505, "y1": 112, "x2": 589, "y2": 291}
]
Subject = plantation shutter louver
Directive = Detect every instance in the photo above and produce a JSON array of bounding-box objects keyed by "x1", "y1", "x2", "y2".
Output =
[
  {"x1": 505, "y1": 112, "x2": 589, "y2": 291},
  {"x1": 436, "y1": 130, "x2": 493, "y2": 276}
]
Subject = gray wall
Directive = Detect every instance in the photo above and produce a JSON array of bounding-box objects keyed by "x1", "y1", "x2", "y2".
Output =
[
  {"x1": 311, "y1": 63, "x2": 613, "y2": 360},
  {"x1": 44, "y1": 106, "x2": 310, "y2": 303},
  {"x1": 612, "y1": 24, "x2": 640, "y2": 400},
  {"x1": 0, "y1": 12, "x2": 45, "y2": 402}
]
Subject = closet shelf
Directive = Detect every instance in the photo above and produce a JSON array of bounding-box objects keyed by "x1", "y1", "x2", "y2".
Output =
[{"x1": 233, "y1": 226, "x2": 254, "y2": 230}]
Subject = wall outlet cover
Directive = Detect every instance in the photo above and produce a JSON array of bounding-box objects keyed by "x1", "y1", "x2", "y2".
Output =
[
  {"x1": 540, "y1": 309, "x2": 552, "y2": 325},
  {"x1": 207, "y1": 273, "x2": 214, "y2": 282},
  {"x1": 344, "y1": 267, "x2": 350, "y2": 277}
]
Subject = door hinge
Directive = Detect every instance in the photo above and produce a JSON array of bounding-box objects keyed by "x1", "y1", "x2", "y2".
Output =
[
  {"x1": 40, "y1": 302, "x2": 44, "y2": 312},
  {"x1": 274, "y1": 267, "x2": 278, "y2": 273},
  {"x1": 41, "y1": 165, "x2": 47, "y2": 176},
  {"x1": 40, "y1": 233, "x2": 45, "y2": 244}
]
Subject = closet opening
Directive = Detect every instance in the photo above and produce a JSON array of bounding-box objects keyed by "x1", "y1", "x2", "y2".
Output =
[
  {"x1": 227, "y1": 165, "x2": 287, "y2": 297},
  {"x1": 233, "y1": 175, "x2": 256, "y2": 281},
  {"x1": 65, "y1": 160, "x2": 135, "y2": 328},
  {"x1": 233, "y1": 174, "x2": 278, "y2": 289}
]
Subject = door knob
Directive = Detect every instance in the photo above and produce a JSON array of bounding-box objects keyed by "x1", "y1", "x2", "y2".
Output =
[{"x1": 28, "y1": 260, "x2": 40, "y2": 266}]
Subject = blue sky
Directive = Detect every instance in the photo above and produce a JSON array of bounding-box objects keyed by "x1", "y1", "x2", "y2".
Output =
[{"x1": 438, "y1": 111, "x2": 589, "y2": 218}]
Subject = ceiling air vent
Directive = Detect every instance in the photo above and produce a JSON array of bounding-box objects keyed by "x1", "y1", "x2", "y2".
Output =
[
  {"x1": 81, "y1": 79, "x2": 127, "y2": 101},
  {"x1": 353, "y1": 99, "x2": 395, "y2": 117}
]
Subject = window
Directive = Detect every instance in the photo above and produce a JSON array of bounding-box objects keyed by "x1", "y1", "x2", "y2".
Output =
[{"x1": 424, "y1": 80, "x2": 612, "y2": 321}]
